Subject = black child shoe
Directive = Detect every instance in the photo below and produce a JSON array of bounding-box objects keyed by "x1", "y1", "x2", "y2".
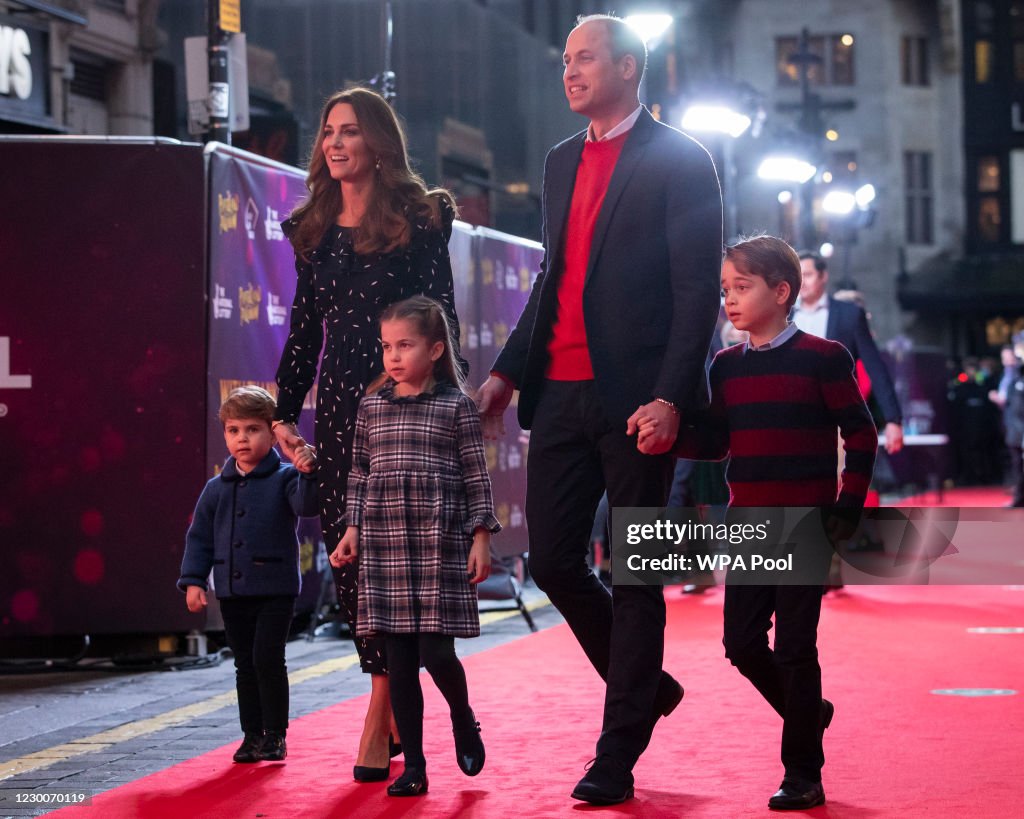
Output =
[
  {"x1": 259, "y1": 731, "x2": 288, "y2": 761},
  {"x1": 452, "y1": 711, "x2": 485, "y2": 776},
  {"x1": 389, "y1": 734, "x2": 403, "y2": 758},
  {"x1": 232, "y1": 732, "x2": 263, "y2": 763},
  {"x1": 387, "y1": 767, "x2": 428, "y2": 797}
]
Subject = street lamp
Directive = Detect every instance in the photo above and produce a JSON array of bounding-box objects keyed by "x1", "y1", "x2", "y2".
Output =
[
  {"x1": 624, "y1": 14, "x2": 673, "y2": 45},
  {"x1": 757, "y1": 155, "x2": 817, "y2": 184},
  {"x1": 681, "y1": 104, "x2": 752, "y2": 139},
  {"x1": 681, "y1": 100, "x2": 757, "y2": 240},
  {"x1": 821, "y1": 183, "x2": 877, "y2": 288}
]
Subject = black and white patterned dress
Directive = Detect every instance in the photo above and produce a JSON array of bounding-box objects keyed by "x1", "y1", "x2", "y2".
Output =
[
  {"x1": 345, "y1": 381, "x2": 501, "y2": 638},
  {"x1": 274, "y1": 200, "x2": 465, "y2": 673}
]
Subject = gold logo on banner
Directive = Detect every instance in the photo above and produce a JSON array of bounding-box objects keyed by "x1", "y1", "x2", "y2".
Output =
[
  {"x1": 485, "y1": 442, "x2": 497, "y2": 471},
  {"x1": 494, "y1": 321, "x2": 509, "y2": 349},
  {"x1": 481, "y1": 258, "x2": 495, "y2": 286},
  {"x1": 520, "y1": 266, "x2": 531, "y2": 292},
  {"x1": 299, "y1": 538, "x2": 315, "y2": 575},
  {"x1": 239, "y1": 284, "x2": 262, "y2": 325},
  {"x1": 497, "y1": 502, "x2": 510, "y2": 528},
  {"x1": 218, "y1": 192, "x2": 239, "y2": 232}
]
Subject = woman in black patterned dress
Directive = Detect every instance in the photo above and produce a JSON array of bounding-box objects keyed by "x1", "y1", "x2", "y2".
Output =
[{"x1": 271, "y1": 86, "x2": 465, "y2": 780}]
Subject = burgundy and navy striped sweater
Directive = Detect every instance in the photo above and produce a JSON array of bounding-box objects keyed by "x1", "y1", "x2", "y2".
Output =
[{"x1": 674, "y1": 330, "x2": 877, "y2": 508}]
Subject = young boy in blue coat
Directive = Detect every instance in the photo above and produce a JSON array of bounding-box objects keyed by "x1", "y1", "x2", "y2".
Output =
[{"x1": 178, "y1": 386, "x2": 318, "y2": 763}]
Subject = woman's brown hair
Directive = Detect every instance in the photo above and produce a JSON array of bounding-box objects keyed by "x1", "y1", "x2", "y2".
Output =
[{"x1": 288, "y1": 86, "x2": 456, "y2": 258}]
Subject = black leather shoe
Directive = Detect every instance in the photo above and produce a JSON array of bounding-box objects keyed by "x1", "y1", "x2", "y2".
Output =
[
  {"x1": 570, "y1": 756, "x2": 634, "y2": 806},
  {"x1": 353, "y1": 763, "x2": 390, "y2": 782},
  {"x1": 654, "y1": 678, "x2": 685, "y2": 719},
  {"x1": 258, "y1": 731, "x2": 287, "y2": 762},
  {"x1": 768, "y1": 778, "x2": 825, "y2": 810},
  {"x1": 389, "y1": 734, "x2": 403, "y2": 758},
  {"x1": 232, "y1": 733, "x2": 263, "y2": 763},
  {"x1": 387, "y1": 768, "x2": 428, "y2": 797},
  {"x1": 453, "y1": 713, "x2": 485, "y2": 776}
]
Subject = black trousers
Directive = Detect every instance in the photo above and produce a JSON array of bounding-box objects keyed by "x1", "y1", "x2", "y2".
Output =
[
  {"x1": 220, "y1": 595, "x2": 294, "y2": 736},
  {"x1": 526, "y1": 379, "x2": 676, "y2": 768},
  {"x1": 722, "y1": 583, "x2": 825, "y2": 783}
]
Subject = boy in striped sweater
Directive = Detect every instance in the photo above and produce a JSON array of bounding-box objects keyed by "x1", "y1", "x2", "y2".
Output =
[{"x1": 633, "y1": 235, "x2": 876, "y2": 810}]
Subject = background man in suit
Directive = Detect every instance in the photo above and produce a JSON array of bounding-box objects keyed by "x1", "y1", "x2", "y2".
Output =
[
  {"x1": 476, "y1": 13, "x2": 722, "y2": 806},
  {"x1": 794, "y1": 252, "x2": 904, "y2": 455}
]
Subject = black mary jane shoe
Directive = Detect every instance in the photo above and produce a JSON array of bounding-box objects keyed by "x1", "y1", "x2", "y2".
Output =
[
  {"x1": 386, "y1": 768, "x2": 428, "y2": 797},
  {"x1": 452, "y1": 713, "x2": 485, "y2": 776},
  {"x1": 353, "y1": 762, "x2": 390, "y2": 783},
  {"x1": 232, "y1": 732, "x2": 263, "y2": 764},
  {"x1": 389, "y1": 735, "x2": 403, "y2": 758}
]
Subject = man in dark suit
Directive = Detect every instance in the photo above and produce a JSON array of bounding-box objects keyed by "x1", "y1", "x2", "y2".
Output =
[
  {"x1": 476, "y1": 13, "x2": 722, "y2": 805},
  {"x1": 794, "y1": 252, "x2": 904, "y2": 455}
]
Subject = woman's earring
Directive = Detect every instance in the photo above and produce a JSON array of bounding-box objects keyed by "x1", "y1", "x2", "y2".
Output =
[{"x1": 375, "y1": 158, "x2": 382, "y2": 171}]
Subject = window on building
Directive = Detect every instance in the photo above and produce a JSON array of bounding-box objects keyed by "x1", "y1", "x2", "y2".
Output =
[
  {"x1": 70, "y1": 55, "x2": 109, "y2": 102},
  {"x1": 976, "y1": 155, "x2": 1001, "y2": 244},
  {"x1": 776, "y1": 35, "x2": 854, "y2": 86},
  {"x1": 904, "y1": 151, "x2": 934, "y2": 245},
  {"x1": 901, "y1": 36, "x2": 930, "y2": 86}
]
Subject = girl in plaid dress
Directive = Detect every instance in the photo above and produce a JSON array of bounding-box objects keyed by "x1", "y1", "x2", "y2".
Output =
[{"x1": 331, "y1": 295, "x2": 501, "y2": 797}]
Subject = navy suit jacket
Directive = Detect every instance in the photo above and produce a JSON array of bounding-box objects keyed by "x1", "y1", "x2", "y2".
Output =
[
  {"x1": 825, "y1": 298, "x2": 902, "y2": 425},
  {"x1": 492, "y1": 108, "x2": 723, "y2": 429}
]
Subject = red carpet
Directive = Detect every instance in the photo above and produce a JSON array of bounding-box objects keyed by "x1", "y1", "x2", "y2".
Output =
[{"x1": 52, "y1": 583, "x2": 1023, "y2": 818}]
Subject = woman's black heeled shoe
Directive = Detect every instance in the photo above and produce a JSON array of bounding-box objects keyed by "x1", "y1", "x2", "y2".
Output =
[
  {"x1": 353, "y1": 763, "x2": 390, "y2": 783},
  {"x1": 386, "y1": 768, "x2": 428, "y2": 797},
  {"x1": 453, "y1": 713, "x2": 485, "y2": 776},
  {"x1": 389, "y1": 735, "x2": 403, "y2": 758}
]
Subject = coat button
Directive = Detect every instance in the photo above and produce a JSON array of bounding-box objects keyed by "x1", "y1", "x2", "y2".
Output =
[
  {"x1": 232, "y1": 571, "x2": 241, "y2": 579},
  {"x1": 233, "y1": 541, "x2": 242, "y2": 548},
  {"x1": 238, "y1": 480, "x2": 247, "y2": 488},
  {"x1": 237, "y1": 509, "x2": 245, "y2": 517}
]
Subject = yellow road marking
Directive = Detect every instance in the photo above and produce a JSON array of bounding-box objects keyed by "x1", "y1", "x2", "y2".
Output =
[{"x1": 0, "y1": 596, "x2": 550, "y2": 783}]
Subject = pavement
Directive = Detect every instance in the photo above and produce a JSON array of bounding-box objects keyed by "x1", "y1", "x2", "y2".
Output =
[{"x1": 0, "y1": 585, "x2": 560, "y2": 818}]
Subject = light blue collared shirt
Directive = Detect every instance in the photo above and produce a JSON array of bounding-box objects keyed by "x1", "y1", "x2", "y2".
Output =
[{"x1": 745, "y1": 322, "x2": 798, "y2": 352}]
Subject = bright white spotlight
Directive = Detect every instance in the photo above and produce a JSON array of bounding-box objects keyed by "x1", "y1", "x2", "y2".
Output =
[
  {"x1": 624, "y1": 14, "x2": 673, "y2": 45},
  {"x1": 822, "y1": 190, "x2": 856, "y2": 215},
  {"x1": 819, "y1": 242, "x2": 835, "y2": 258},
  {"x1": 681, "y1": 105, "x2": 752, "y2": 138},
  {"x1": 855, "y1": 183, "x2": 876, "y2": 209},
  {"x1": 777, "y1": 190, "x2": 793, "y2": 204},
  {"x1": 757, "y1": 156, "x2": 817, "y2": 184}
]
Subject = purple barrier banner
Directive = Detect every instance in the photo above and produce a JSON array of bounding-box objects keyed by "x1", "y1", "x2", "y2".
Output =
[
  {"x1": 473, "y1": 228, "x2": 543, "y2": 557},
  {"x1": 206, "y1": 148, "x2": 327, "y2": 615}
]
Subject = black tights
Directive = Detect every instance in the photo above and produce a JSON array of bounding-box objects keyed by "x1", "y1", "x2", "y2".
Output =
[{"x1": 385, "y1": 633, "x2": 474, "y2": 772}]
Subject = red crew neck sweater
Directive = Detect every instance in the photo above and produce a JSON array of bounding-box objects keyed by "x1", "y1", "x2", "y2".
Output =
[{"x1": 546, "y1": 130, "x2": 629, "y2": 380}]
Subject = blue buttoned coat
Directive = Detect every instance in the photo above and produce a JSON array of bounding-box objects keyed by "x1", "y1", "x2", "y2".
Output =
[{"x1": 178, "y1": 449, "x2": 319, "y2": 598}]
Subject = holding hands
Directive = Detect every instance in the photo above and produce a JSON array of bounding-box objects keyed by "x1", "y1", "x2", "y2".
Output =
[
  {"x1": 329, "y1": 525, "x2": 359, "y2": 568},
  {"x1": 476, "y1": 375, "x2": 515, "y2": 440},
  {"x1": 627, "y1": 400, "x2": 680, "y2": 455},
  {"x1": 273, "y1": 421, "x2": 318, "y2": 473}
]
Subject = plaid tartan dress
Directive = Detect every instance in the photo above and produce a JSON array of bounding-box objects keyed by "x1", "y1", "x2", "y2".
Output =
[{"x1": 346, "y1": 380, "x2": 501, "y2": 637}]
